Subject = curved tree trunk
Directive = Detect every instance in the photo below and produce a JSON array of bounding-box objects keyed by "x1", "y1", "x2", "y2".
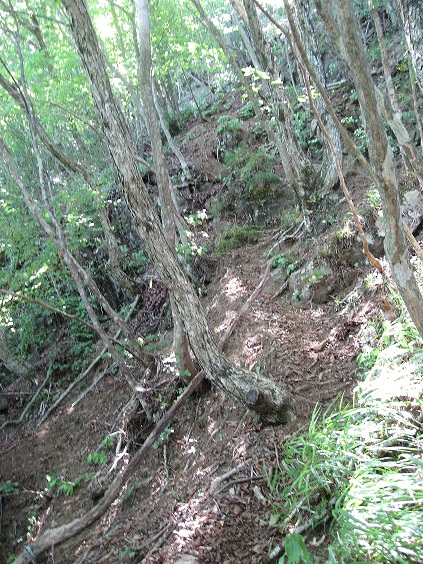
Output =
[
  {"x1": 316, "y1": 0, "x2": 423, "y2": 337},
  {"x1": 61, "y1": 0, "x2": 294, "y2": 425}
]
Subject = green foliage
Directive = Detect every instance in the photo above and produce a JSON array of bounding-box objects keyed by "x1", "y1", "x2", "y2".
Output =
[
  {"x1": 45, "y1": 473, "x2": 93, "y2": 497},
  {"x1": 153, "y1": 425, "x2": 174, "y2": 449},
  {"x1": 0, "y1": 480, "x2": 19, "y2": 494},
  {"x1": 292, "y1": 109, "x2": 318, "y2": 153},
  {"x1": 272, "y1": 253, "x2": 298, "y2": 276},
  {"x1": 216, "y1": 115, "x2": 243, "y2": 136},
  {"x1": 357, "y1": 317, "x2": 420, "y2": 370},
  {"x1": 87, "y1": 451, "x2": 107, "y2": 466},
  {"x1": 268, "y1": 308, "x2": 423, "y2": 564},
  {"x1": 215, "y1": 225, "x2": 261, "y2": 253},
  {"x1": 279, "y1": 533, "x2": 313, "y2": 564}
]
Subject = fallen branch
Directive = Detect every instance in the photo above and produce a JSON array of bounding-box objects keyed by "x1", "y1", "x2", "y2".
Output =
[
  {"x1": 218, "y1": 259, "x2": 273, "y2": 350},
  {"x1": 0, "y1": 362, "x2": 53, "y2": 431},
  {"x1": 12, "y1": 369, "x2": 206, "y2": 564},
  {"x1": 210, "y1": 462, "x2": 246, "y2": 494},
  {"x1": 36, "y1": 296, "x2": 140, "y2": 427}
]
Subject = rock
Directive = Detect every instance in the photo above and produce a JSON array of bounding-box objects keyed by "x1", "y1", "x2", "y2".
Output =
[
  {"x1": 289, "y1": 262, "x2": 337, "y2": 304},
  {"x1": 174, "y1": 556, "x2": 199, "y2": 564},
  {"x1": 402, "y1": 189, "x2": 423, "y2": 234}
]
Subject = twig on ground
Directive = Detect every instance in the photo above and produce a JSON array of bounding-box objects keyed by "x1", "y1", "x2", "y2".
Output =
[
  {"x1": 71, "y1": 366, "x2": 110, "y2": 408},
  {"x1": 218, "y1": 259, "x2": 273, "y2": 350},
  {"x1": 213, "y1": 474, "x2": 264, "y2": 496},
  {"x1": 210, "y1": 462, "x2": 246, "y2": 494}
]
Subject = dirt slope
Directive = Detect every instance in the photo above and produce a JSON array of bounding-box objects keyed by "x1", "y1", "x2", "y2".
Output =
[{"x1": 0, "y1": 227, "x2": 379, "y2": 563}]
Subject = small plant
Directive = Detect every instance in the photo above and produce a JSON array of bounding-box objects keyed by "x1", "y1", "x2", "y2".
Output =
[
  {"x1": 87, "y1": 451, "x2": 107, "y2": 466},
  {"x1": 153, "y1": 425, "x2": 174, "y2": 449},
  {"x1": 184, "y1": 209, "x2": 207, "y2": 227},
  {"x1": 176, "y1": 229, "x2": 208, "y2": 261},
  {"x1": 45, "y1": 473, "x2": 92, "y2": 496},
  {"x1": 302, "y1": 268, "x2": 326, "y2": 285},
  {"x1": 272, "y1": 253, "x2": 298, "y2": 276},
  {"x1": 279, "y1": 533, "x2": 313, "y2": 564},
  {"x1": 0, "y1": 480, "x2": 19, "y2": 494}
]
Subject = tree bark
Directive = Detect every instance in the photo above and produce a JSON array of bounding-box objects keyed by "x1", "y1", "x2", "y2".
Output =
[
  {"x1": 316, "y1": 0, "x2": 423, "y2": 337},
  {"x1": 61, "y1": 0, "x2": 294, "y2": 424},
  {"x1": 397, "y1": 0, "x2": 423, "y2": 95},
  {"x1": 137, "y1": 0, "x2": 196, "y2": 382},
  {"x1": 372, "y1": 7, "x2": 423, "y2": 187},
  {"x1": 290, "y1": 0, "x2": 342, "y2": 194}
]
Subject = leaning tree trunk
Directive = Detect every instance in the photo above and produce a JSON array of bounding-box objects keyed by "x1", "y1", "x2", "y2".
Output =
[
  {"x1": 316, "y1": 0, "x2": 423, "y2": 337},
  {"x1": 61, "y1": 0, "x2": 294, "y2": 424}
]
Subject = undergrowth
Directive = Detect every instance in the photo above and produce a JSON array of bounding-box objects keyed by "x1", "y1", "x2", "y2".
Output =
[{"x1": 268, "y1": 311, "x2": 423, "y2": 563}]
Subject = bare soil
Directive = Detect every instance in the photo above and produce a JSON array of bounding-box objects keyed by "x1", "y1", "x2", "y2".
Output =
[{"x1": 0, "y1": 108, "x2": 389, "y2": 563}]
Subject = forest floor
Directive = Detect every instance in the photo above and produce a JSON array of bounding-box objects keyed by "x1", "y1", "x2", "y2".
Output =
[{"x1": 0, "y1": 101, "x2": 396, "y2": 563}]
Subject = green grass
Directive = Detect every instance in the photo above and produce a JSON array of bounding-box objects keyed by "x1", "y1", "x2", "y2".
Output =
[{"x1": 267, "y1": 314, "x2": 423, "y2": 563}]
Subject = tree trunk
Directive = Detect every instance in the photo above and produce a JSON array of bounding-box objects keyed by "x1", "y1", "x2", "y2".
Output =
[
  {"x1": 291, "y1": 0, "x2": 342, "y2": 194},
  {"x1": 137, "y1": 0, "x2": 195, "y2": 381},
  {"x1": 397, "y1": 0, "x2": 423, "y2": 95},
  {"x1": 316, "y1": 0, "x2": 423, "y2": 337},
  {"x1": 61, "y1": 0, "x2": 294, "y2": 424},
  {"x1": 372, "y1": 7, "x2": 423, "y2": 187},
  {"x1": 240, "y1": 0, "x2": 317, "y2": 201}
]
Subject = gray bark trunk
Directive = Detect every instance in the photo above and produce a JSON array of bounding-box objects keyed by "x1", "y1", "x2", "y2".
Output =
[
  {"x1": 397, "y1": 0, "x2": 423, "y2": 95},
  {"x1": 61, "y1": 0, "x2": 294, "y2": 424},
  {"x1": 316, "y1": 0, "x2": 423, "y2": 337},
  {"x1": 137, "y1": 0, "x2": 195, "y2": 381},
  {"x1": 291, "y1": 0, "x2": 342, "y2": 193}
]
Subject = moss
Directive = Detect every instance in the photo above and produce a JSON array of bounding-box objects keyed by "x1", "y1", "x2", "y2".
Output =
[{"x1": 215, "y1": 225, "x2": 261, "y2": 253}]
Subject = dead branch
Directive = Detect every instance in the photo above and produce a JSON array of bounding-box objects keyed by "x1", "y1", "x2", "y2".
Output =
[
  {"x1": 210, "y1": 462, "x2": 246, "y2": 494},
  {"x1": 12, "y1": 370, "x2": 206, "y2": 564},
  {"x1": 0, "y1": 362, "x2": 53, "y2": 431},
  {"x1": 36, "y1": 296, "x2": 140, "y2": 427},
  {"x1": 218, "y1": 259, "x2": 273, "y2": 350}
]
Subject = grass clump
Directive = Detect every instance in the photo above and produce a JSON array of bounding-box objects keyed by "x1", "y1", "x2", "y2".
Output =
[
  {"x1": 267, "y1": 314, "x2": 423, "y2": 563},
  {"x1": 215, "y1": 225, "x2": 261, "y2": 253}
]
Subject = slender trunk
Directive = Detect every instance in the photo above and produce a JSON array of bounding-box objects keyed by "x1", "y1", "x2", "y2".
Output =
[
  {"x1": 316, "y1": 0, "x2": 423, "y2": 337},
  {"x1": 61, "y1": 0, "x2": 294, "y2": 424},
  {"x1": 137, "y1": 0, "x2": 195, "y2": 381},
  {"x1": 290, "y1": 0, "x2": 342, "y2": 193},
  {"x1": 397, "y1": 0, "x2": 423, "y2": 95},
  {"x1": 372, "y1": 7, "x2": 423, "y2": 186}
]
